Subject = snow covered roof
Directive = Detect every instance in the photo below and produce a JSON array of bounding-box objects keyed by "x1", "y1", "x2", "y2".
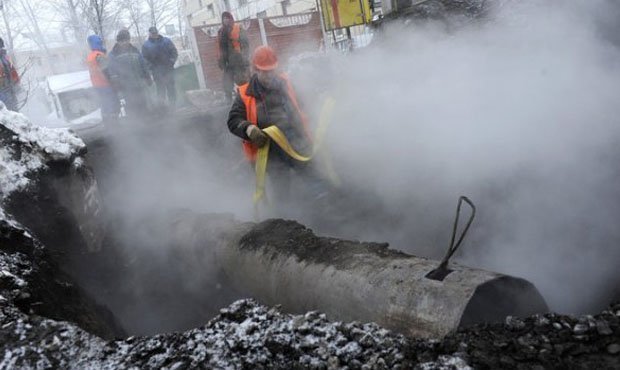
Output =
[{"x1": 46, "y1": 70, "x2": 93, "y2": 94}]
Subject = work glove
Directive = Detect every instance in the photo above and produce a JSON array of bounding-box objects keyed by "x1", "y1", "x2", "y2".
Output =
[{"x1": 246, "y1": 125, "x2": 268, "y2": 148}]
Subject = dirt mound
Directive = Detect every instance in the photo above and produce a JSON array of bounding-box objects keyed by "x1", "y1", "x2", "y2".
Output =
[
  {"x1": 103, "y1": 299, "x2": 410, "y2": 369},
  {"x1": 409, "y1": 303, "x2": 620, "y2": 369}
]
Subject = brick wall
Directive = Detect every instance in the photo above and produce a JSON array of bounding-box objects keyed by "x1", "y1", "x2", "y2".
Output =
[{"x1": 193, "y1": 12, "x2": 323, "y2": 91}]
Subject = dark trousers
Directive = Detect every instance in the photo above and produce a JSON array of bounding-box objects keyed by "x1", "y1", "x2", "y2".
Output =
[
  {"x1": 0, "y1": 87, "x2": 17, "y2": 111},
  {"x1": 154, "y1": 71, "x2": 176, "y2": 106},
  {"x1": 122, "y1": 89, "x2": 148, "y2": 118},
  {"x1": 95, "y1": 87, "x2": 120, "y2": 121}
]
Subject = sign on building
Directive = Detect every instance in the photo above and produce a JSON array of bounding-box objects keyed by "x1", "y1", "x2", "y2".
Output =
[{"x1": 319, "y1": 0, "x2": 372, "y2": 30}]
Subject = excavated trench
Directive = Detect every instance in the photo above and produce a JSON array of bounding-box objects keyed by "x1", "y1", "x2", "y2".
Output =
[
  {"x1": 31, "y1": 107, "x2": 547, "y2": 339},
  {"x1": 73, "y1": 108, "x2": 246, "y2": 336},
  {"x1": 9, "y1": 102, "x2": 617, "y2": 345},
  {"x1": 3, "y1": 3, "x2": 620, "y2": 366},
  {"x1": 2, "y1": 104, "x2": 619, "y2": 369},
  {"x1": 2, "y1": 107, "x2": 245, "y2": 337},
  {"x1": 61, "y1": 108, "x2": 404, "y2": 336}
]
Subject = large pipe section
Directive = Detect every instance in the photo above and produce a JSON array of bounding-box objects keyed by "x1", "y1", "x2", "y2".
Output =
[{"x1": 171, "y1": 213, "x2": 548, "y2": 338}]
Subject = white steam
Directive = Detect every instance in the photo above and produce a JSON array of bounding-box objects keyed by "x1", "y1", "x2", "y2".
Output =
[
  {"x1": 291, "y1": 0, "x2": 620, "y2": 313},
  {"x1": 90, "y1": 0, "x2": 620, "y2": 325}
]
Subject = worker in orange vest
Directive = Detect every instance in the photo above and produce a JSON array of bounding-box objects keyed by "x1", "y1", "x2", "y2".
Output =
[
  {"x1": 217, "y1": 11, "x2": 249, "y2": 103},
  {"x1": 227, "y1": 46, "x2": 327, "y2": 208},
  {"x1": 86, "y1": 35, "x2": 120, "y2": 124}
]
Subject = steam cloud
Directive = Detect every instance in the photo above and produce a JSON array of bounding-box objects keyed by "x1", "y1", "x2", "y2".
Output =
[
  {"x1": 291, "y1": 0, "x2": 620, "y2": 314},
  {"x1": 88, "y1": 0, "x2": 620, "y2": 333}
]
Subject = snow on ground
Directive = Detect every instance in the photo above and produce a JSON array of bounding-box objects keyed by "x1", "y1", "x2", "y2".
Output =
[
  {"x1": 0, "y1": 103, "x2": 84, "y2": 162},
  {"x1": 1, "y1": 298, "x2": 418, "y2": 369},
  {"x1": 0, "y1": 103, "x2": 85, "y2": 203},
  {"x1": 0, "y1": 147, "x2": 43, "y2": 197}
]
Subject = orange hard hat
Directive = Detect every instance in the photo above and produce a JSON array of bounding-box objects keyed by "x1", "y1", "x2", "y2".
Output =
[{"x1": 252, "y1": 45, "x2": 278, "y2": 71}]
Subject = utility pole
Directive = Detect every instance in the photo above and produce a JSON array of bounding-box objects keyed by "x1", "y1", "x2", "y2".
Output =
[
  {"x1": 185, "y1": 8, "x2": 206, "y2": 89},
  {"x1": 0, "y1": 0, "x2": 15, "y2": 57},
  {"x1": 315, "y1": 0, "x2": 330, "y2": 50}
]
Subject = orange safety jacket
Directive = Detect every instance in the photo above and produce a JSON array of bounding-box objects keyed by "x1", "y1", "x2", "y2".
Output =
[
  {"x1": 238, "y1": 74, "x2": 311, "y2": 162},
  {"x1": 86, "y1": 50, "x2": 110, "y2": 88},
  {"x1": 218, "y1": 23, "x2": 242, "y2": 58},
  {"x1": 229, "y1": 23, "x2": 242, "y2": 53},
  {"x1": 0, "y1": 55, "x2": 19, "y2": 87}
]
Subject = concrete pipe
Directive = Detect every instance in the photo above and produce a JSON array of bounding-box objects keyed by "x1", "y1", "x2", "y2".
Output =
[{"x1": 172, "y1": 213, "x2": 548, "y2": 338}]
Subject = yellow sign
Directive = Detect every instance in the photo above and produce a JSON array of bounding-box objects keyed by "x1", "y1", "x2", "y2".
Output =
[{"x1": 320, "y1": 0, "x2": 372, "y2": 30}]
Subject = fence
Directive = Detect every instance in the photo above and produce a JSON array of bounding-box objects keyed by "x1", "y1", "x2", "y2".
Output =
[{"x1": 193, "y1": 12, "x2": 323, "y2": 91}]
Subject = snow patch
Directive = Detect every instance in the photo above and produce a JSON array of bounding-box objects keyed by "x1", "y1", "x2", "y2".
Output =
[
  {"x1": 0, "y1": 103, "x2": 85, "y2": 201},
  {"x1": 0, "y1": 147, "x2": 43, "y2": 197},
  {"x1": 0, "y1": 103, "x2": 85, "y2": 162},
  {"x1": 417, "y1": 355, "x2": 473, "y2": 370}
]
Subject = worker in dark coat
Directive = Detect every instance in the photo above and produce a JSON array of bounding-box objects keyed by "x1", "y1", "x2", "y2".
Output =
[
  {"x1": 141, "y1": 27, "x2": 178, "y2": 108},
  {"x1": 108, "y1": 30, "x2": 152, "y2": 118},
  {"x1": 227, "y1": 46, "x2": 327, "y2": 209},
  {"x1": 0, "y1": 37, "x2": 20, "y2": 111},
  {"x1": 218, "y1": 11, "x2": 249, "y2": 103}
]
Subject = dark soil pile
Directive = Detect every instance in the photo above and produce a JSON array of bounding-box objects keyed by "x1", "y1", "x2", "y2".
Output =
[{"x1": 409, "y1": 303, "x2": 620, "y2": 369}]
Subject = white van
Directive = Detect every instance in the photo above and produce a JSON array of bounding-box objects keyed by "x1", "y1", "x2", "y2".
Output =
[{"x1": 45, "y1": 70, "x2": 106, "y2": 142}]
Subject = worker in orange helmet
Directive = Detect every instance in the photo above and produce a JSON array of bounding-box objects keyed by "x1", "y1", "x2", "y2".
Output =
[{"x1": 227, "y1": 45, "x2": 327, "y2": 209}]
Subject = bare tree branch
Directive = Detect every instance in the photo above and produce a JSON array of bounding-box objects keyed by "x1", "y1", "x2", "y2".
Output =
[
  {"x1": 145, "y1": 0, "x2": 178, "y2": 30},
  {"x1": 123, "y1": 0, "x2": 146, "y2": 39},
  {"x1": 15, "y1": 55, "x2": 34, "y2": 111},
  {"x1": 48, "y1": 0, "x2": 89, "y2": 46},
  {"x1": 0, "y1": 0, "x2": 17, "y2": 55},
  {"x1": 16, "y1": 0, "x2": 57, "y2": 72}
]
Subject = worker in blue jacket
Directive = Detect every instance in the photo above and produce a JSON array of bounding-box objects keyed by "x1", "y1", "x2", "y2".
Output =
[{"x1": 141, "y1": 27, "x2": 178, "y2": 109}]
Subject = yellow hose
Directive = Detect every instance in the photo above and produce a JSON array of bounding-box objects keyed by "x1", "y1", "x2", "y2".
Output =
[{"x1": 253, "y1": 97, "x2": 338, "y2": 219}]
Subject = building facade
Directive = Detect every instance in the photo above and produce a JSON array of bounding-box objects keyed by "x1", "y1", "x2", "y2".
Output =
[{"x1": 183, "y1": 0, "x2": 316, "y2": 27}]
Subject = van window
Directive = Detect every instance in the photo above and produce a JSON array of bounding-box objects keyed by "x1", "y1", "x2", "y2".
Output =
[{"x1": 58, "y1": 88, "x2": 99, "y2": 121}]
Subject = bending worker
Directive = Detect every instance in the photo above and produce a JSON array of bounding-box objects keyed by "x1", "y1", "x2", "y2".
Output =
[{"x1": 227, "y1": 46, "x2": 326, "y2": 211}]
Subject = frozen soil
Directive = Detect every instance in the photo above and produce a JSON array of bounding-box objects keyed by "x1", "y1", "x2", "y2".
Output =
[
  {"x1": 1, "y1": 196, "x2": 618, "y2": 369},
  {"x1": 409, "y1": 303, "x2": 620, "y2": 369},
  {"x1": 2, "y1": 275, "x2": 619, "y2": 370}
]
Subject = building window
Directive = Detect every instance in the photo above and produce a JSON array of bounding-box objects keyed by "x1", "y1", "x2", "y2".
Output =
[
  {"x1": 198, "y1": 0, "x2": 203, "y2": 7},
  {"x1": 207, "y1": 4, "x2": 215, "y2": 18},
  {"x1": 239, "y1": 0, "x2": 248, "y2": 6},
  {"x1": 257, "y1": 10, "x2": 267, "y2": 18}
]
